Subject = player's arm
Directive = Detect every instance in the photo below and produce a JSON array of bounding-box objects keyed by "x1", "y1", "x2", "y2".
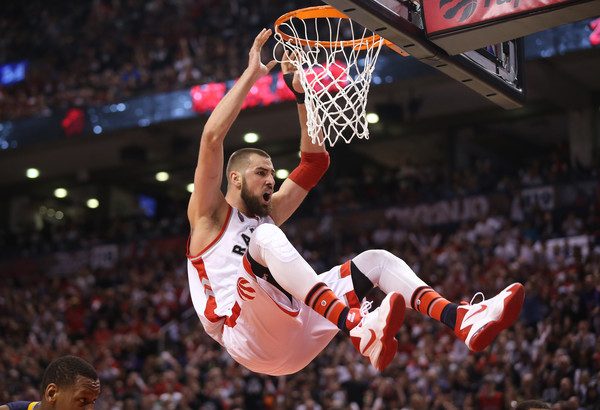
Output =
[
  {"x1": 188, "y1": 29, "x2": 277, "y2": 225},
  {"x1": 270, "y1": 61, "x2": 329, "y2": 226}
]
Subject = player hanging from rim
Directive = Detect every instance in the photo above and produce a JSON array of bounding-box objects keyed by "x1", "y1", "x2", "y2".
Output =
[{"x1": 186, "y1": 28, "x2": 525, "y2": 375}]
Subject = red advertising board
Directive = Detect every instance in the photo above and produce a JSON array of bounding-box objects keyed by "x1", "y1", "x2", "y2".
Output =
[
  {"x1": 422, "y1": 0, "x2": 600, "y2": 54},
  {"x1": 425, "y1": 0, "x2": 591, "y2": 34}
]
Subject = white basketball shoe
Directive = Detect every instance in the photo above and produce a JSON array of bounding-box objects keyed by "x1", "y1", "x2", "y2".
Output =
[
  {"x1": 350, "y1": 292, "x2": 405, "y2": 371},
  {"x1": 455, "y1": 283, "x2": 525, "y2": 352}
]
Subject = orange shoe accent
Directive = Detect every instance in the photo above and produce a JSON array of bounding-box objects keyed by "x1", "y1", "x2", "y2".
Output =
[{"x1": 345, "y1": 307, "x2": 362, "y2": 330}]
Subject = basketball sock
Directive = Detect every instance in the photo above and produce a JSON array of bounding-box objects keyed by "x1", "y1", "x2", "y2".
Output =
[
  {"x1": 412, "y1": 286, "x2": 457, "y2": 329},
  {"x1": 351, "y1": 250, "x2": 457, "y2": 328},
  {"x1": 305, "y1": 283, "x2": 360, "y2": 334},
  {"x1": 440, "y1": 303, "x2": 458, "y2": 330}
]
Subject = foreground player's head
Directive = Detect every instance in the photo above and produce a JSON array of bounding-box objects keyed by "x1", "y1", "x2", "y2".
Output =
[
  {"x1": 40, "y1": 356, "x2": 100, "y2": 410},
  {"x1": 226, "y1": 148, "x2": 274, "y2": 217}
]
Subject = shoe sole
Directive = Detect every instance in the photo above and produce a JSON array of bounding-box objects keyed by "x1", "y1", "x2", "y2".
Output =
[
  {"x1": 375, "y1": 293, "x2": 405, "y2": 371},
  {"x1": 470, "y1": 283, "x2": 525, "y2": 352}
]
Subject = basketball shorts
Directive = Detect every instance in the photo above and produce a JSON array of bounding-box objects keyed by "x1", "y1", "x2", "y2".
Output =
[{"x1": 221, "y1": 259, "x2": 361, "y2": 376}]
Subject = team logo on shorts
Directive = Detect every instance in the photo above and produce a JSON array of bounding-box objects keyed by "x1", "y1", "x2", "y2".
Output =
[{"x1": 237, "y1": 277, "x2": 256, "y2": 301}]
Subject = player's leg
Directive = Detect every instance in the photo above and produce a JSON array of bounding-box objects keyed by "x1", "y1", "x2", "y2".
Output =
[
  {"x1": 247, "y1": 223, "x2": 363, "y2": 334},
  {"x1": 318, "y1": 261, "x2": 405, "y2": 371},
  {"x1": 349, "y1": 249, "x2": 524, "y2": 352}
]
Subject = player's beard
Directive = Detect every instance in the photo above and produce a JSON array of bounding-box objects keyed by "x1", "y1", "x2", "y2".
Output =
[{"x1": 241, "y1": 178, "x2": 271, "y2": 217}]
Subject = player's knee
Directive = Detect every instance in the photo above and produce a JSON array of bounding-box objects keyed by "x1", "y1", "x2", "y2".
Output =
[
  {"x1": 356, "y1": 249, "x2": 393, "y2": 265},
  {"x1": 252, "y1": 223, "x2": 287, "y2": 247},
  {"x1": 353, "y1": 249, "x2": 406, "y2": 281}
]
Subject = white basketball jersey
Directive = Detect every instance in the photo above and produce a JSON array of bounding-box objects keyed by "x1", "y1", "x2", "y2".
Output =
[
  {"x1": 187, "y1": 206, "x2": 273, "y2": 344},
  {"x1": 187, "y1": 205, "x2": 361, "y2": 375}
]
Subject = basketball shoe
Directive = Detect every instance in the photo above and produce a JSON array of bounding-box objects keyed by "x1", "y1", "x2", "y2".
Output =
[
  {"x1": 349, "y1": 292, "x2": 405, "y2": 371},
  {"x1": 455, "y1": 283, "x2": 525, "y2": 352}
]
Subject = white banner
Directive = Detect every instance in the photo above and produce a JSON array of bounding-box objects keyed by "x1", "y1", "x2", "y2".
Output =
[
  {"x1": 540, "y1": 235, "x2": 590, "y2": 259},
  {"x1": 385, "y1": 195, "x2": 489, "y2": 226}
]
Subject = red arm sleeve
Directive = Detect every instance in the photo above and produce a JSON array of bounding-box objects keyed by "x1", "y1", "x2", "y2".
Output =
[{"x1": 288, "y1": 151, "x2": 330, "y2": 191}]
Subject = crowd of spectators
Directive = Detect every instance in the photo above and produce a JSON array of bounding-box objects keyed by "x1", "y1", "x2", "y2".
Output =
[
  {"x1": 0, "y1": 0, "x2": 323, "y2": 121},
  {"x1": 0, "y1": 144, "x2": 594, "y2": 259},
  {"x1": 1, "y1": 148, "x2": 599, "y2": 409},
  {"x1": 2, "y1": 2, "x2": 599, "y2": 408}
]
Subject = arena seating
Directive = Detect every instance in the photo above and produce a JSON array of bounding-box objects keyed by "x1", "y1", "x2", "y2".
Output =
[{"x1": 1, "y1": 152, "x2": 598, "y2": 409}]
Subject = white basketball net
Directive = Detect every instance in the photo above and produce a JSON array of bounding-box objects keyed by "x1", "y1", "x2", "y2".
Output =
[{"x1": 274, "y1": 10, "x2": 385, "y2": 146}]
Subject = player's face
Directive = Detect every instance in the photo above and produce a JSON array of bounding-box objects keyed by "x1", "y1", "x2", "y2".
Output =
[
  {"x1": 48, "y1": 376, "x2": 101, "y2": 409},
  {"x1": 240, "y1": 155, "x2": 275, "y2": 217}
]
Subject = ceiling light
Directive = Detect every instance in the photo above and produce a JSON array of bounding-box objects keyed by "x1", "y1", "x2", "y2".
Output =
[
  {"x1": 26, "y1": 168, "x2": 40, "y2": 179},
  {"x1": 87, "y1": 198, "x2": 99, "y2": 209},
  {"x1": 275, "y1": 169, "x2": 289, "y2": 179},
  {"x1": 244, "y1": 132, "x2": 259, "y2": 143},
  {"x1": 366, "y1": 113, "x2": 380, "y2": 124},
  {"x1": 156, "y1": 171, "x2": 169, "y2": 182},
  {"x1": 54, "y1": 188, "x2": 68, "y2": 198}
]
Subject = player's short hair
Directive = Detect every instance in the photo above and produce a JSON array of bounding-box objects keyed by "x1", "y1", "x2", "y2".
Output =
[
  {"x1": 515, "y1": 400, "x2": 551, "y2": 410},
  {"x1": 226, "y1": 148, "x2": 270, "y2": 177},
  {"x1": 41, "y1": 356, "x2": 98, "y2": 394}
]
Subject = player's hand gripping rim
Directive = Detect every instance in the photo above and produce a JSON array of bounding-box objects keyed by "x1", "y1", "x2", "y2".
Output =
[{"x1": 281, "y1": 50, "x2": 305, "y2": 103}]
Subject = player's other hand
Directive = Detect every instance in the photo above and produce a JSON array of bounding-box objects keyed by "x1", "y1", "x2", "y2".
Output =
[
  {"x1": 247, "y1": 29, "x2": 277, "y2": 80},
  {"x1": 281, "y1": 50, "x2": 304, "y2": 94}
]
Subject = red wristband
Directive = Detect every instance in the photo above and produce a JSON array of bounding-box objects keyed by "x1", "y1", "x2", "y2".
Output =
[{"x1": 289, "y1": 151, "x2": 330, "y2": 191}]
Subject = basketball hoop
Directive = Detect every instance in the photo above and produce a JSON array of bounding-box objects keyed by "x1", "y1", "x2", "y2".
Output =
[{"x1": 273, "y1": 6, "x2": 406, "y2": 147}]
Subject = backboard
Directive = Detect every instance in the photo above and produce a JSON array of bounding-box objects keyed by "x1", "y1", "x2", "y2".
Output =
[{"x1": 323, "y1": 0, "x2": 600, "y2": 109}]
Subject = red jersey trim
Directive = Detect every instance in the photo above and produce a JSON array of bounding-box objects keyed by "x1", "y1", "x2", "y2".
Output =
[
  {"x1": 191, "y1": 257, "x2": 225, "y2": 323},
  {"x1": 225, "y1": 302, "x2": 241, "y2": 327},
  {"x1": 187, "y1": 205, "x2": 233, "y2": 260},
  {"x1": 340, "y1": 260, "x2": 351, "y2": 278}
]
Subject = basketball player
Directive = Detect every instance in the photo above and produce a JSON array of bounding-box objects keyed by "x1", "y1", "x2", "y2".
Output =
[
  {"x1": 1, "y1": 356, "x2": 100, "y2": 410},
  {"x1": 187, "y1": 28, "x2": 525, "y2": 375}
]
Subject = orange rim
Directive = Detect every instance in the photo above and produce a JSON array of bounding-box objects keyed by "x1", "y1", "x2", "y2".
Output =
[{"x1": 274, "y1": 5, "x2": 389, "y2": 50}]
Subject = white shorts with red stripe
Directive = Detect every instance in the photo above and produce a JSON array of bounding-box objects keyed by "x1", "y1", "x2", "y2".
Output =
[{"x1": 216, "y1": 259, "x2": 360, "y2": 376}]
